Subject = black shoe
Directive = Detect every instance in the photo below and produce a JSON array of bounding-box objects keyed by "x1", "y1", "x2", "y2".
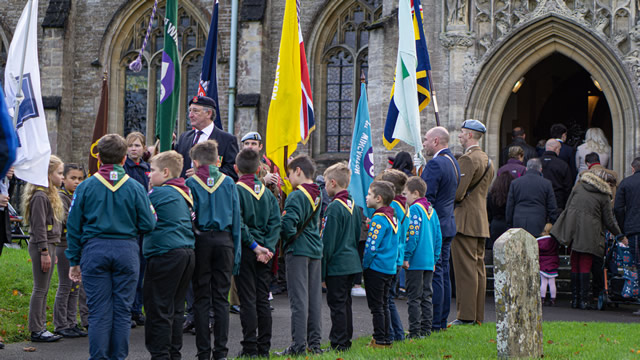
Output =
[
  {"x1": 132, "y1": 313, "x2": 145, "y2": 326},
  {"x1": 270, "y1": 305, "x2": 275, "y2": 311},
  {"x1": 257, "y1": 352, "x2": 270, "y2": 358},
  {"x1": 0, "y1": 341, "x2": 4, "y2": 349},
  {"x1": 130, "y1": 319, "x2": 137, "y2": 328},
  {"x1": 447, "y1": 319, "x2": 474, "y2": 327},
  {"x1": 571, "y1": 273, "x2": 579, "y2": 309},
  {"x1": 275, "y1": 346, "x2": 305, "y2": 356},
  {"x1": 182, "y1": 319, "x2": 194, "y2": 333},
  {"x1": 407, "y1": 333, "x2": 423, "y2": 339},
  {"x1": 229, "y1": 305, "x2": 240, "y2": 314},
  {"x1": 307, "y1": 346, "x2": 327, "y2": 354},
  {"x1": 55, "y1": 328, "x2": 80, "y2": 338},
  {"x1": 31, "y1": 330, "x2": 62, "y2": 342},
  {"x1": 237, "y1": 350, "x2": 258, "y2": 358},
  {"x1": 71, "y1": 325, "x2": 88, "y2": 337}
]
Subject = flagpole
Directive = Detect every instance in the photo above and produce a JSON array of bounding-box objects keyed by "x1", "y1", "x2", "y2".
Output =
[
  {"x1": 11, "y1": 0, "x2": 34, "y2": 127},
  {"x1": 426, "y1": 70, "x2": 440, "y2": 126}
]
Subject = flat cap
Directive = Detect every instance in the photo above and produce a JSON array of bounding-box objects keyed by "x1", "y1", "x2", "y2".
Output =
[
  {"x1": 189, "y1": 95, "x2": 217, "y2": 109},
  {"x1": 241, "y1": 131, "x2": 262, "y2": 142},
  {"x1": 461, "y1": 119, "x2": 486, "y2": 133}
]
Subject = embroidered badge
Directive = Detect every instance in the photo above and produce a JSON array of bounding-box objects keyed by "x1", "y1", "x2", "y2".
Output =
[
  {"x1": 254, "y1": 184, "x2": 261, "y2": 194},
  {"x1": 347, "y1": 199, "x2": 352, "y2": 207},
  {"x1": 374, "y1": 230, "x2": 379, "y2": 234},
  {"x1": 410, "y1": 231, "x2": 415, "y2": 235},
  {"x1": 110, "y1": 171, "x2": 118, "y2": 181},
  {"x1": 371, "y1": 246, "x2": 376, "y2": 251},
  {"x1": 314, "y1": 197, "x2": 320, "y2": 207},
  {"x1": 207, "y1": 177, "x2": 215, "y2": 186},
  {"x1": 376, "y1": 224, "x2": 381, "y2": 229}
]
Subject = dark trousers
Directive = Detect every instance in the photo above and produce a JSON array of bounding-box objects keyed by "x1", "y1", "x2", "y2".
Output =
[
  {"x1": 192, "y1": 232, "x2": 234, "y2": 360},
  {"x1": 432, "y1": 236, "x2": 452, "y2": 330},
  {"x1": 325, "y1": 274, "x2": 355, "y2": 350},
  {"x1": 133, "y1": 235, "x2": 146, "y2": 316},
  {"x1": 352, "y1": 241, "x2": 366, "y2": 286},
  {"x1": 387, "y1": 267, "x2": 404, "y2": 341},
  {"x1": 143, "y1": 248, "x2": 195, "y2": 360},
  {"x1": 591, "y1": 255, "x2": 604, "y2": 298},
  {"x1": 406, "y1": 269, "x2": 434, "y2": 336},
  {"x1": 363, "y1": 268, "x2": 393, "y2": 344},
  {"x1": 235, "y1": 246, "x2": 273, "y2": 356}
]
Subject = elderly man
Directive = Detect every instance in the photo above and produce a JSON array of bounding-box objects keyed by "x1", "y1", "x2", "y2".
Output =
[
  {"x1": 420, "y1": 126, "x2": 460, "y2": 332},
  {"x1": 175, "y1": 95, "x2": 239, "y2": 181},
  {"x1": 449, "y1": 120, "x2": 494, "y2": 326},
  {"x1": 541, "y1": 139, "x2": 573, "y2": 210}
]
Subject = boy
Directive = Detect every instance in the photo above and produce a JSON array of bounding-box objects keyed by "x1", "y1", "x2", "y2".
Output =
[
  {"x1": 67, "y1": 134, "x2": 156, "y2": 360},
  {"x1": 402, "y1": 176, "x2": 442, "y2": 338},
  {"x1": 277, "y1": 155, "x2": 323, "y2": 356},
  {"x1": 186, "y1": 140, "x2": 241, "y2": 360},
  {"x1": 234, "y1": 148, "x2": 281, "y2": 358},
  {"x1": 363, "y1": 180, "x2": 398, "y2": 348},
  {"x1": 143, "y1": 151, "x2": 196, "y2": 358},
  {"x1": 379, "y1": 169, "x2": 409, "y2": 342},
  {"x1": 321, "y1": 162, "x2": 362, "y2": 351}
]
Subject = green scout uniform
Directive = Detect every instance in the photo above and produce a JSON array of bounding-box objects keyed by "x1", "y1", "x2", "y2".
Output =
[
  {"x1": 236, "y1": 174, "x2": 281, "y2": 252},
  {"x1": 281, "y1": 183, "x2": 323, "y2": 259}
]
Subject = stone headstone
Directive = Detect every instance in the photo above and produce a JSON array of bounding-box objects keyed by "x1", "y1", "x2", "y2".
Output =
[{"x1": 493, "y1": 228, "x2": 543, "y2": 359}]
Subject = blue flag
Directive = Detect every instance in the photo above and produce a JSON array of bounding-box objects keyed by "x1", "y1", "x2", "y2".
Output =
[
  {"x1": 348, "y1": 82, "x2": 375, "y2": 218},
  {"x1": 198, "y1": 0, "x2": 222, "y2": 129},
  {"x1": 0, "y1": 86, "x2": 18, "y2": 178}
]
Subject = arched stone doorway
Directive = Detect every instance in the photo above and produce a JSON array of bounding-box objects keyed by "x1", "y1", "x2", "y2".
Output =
[{"x1": 466, "y1": 15, "x2": 639, "y2": 175}]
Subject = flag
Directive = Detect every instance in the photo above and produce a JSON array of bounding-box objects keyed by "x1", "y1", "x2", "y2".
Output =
[
  {"x1": 348, "y1": 81, "x2": 374, "y2": 218},
  {"x1": 197, "y1": 0, "x2": 222, "y2": 129},
  {"x1": 4, "y1": 0, "x2": 51, "y2": 187},
  {"x1": 0, "y1": 85, "x2": 18, "y2": 179},
  {"x1": 266, "y1": 0, "x2": 315, "y2": 194},
  {"x1": 156, "y1": 0, "x2": 181, "y2": 152},
  {"x1": 383, "y1": 0, "x2": 432, "y2": 153},
  {"x1": 88, "y1": 74, "x2": 109, "y2": 175}
]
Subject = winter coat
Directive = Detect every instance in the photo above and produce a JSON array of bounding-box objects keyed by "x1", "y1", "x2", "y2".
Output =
[
  {"x1": 614, "y1": 171, "x2": 640, "y2": 236},
  {"x1": 506, "y1": 170, "x2": 558, "y2": 238},
  {"x1": 537, "y1": 235, "x2": 559, "y2": 273},
  {"x1": 541, "y1": 151, "x2": 573, "y2": 210},
  {"x1": 497, "y1": 158, "x2": 526, "y2": 179},
  {"x1": 550, "y1": 172, "x2": 621, "y2": 257}
]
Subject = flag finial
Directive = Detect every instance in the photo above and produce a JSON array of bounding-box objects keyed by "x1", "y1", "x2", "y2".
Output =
[
  {"x1": 361, "y1": 70, "x2": 366, "y2": 84},
  {"x1": 102, "y1": 71, "x2": 108, "y2": 81}
]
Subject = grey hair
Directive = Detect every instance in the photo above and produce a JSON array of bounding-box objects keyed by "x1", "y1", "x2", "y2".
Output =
[{"x1": 526, "y1": 158, "x2": 542, "y2": 172}]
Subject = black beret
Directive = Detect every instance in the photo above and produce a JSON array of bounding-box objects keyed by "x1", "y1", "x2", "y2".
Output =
[{"x1": 188, "y1": 95, "x2": 217, "y2": 109}]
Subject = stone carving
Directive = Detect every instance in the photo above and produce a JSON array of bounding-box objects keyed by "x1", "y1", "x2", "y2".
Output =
[
  {"x1": 447, "y1": 0, "x2": 469, "y2": 27},
  {"x1": 493, "y1": 228, "x2": 543, "y2": 359},
  {"x1": 439, "y1": 32, "x2": 475, "y2": 49}
]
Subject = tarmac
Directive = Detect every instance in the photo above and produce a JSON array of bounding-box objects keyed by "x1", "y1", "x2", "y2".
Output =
[{"x1": 2, "y1": 293, "x2": 639, "y2": 359}]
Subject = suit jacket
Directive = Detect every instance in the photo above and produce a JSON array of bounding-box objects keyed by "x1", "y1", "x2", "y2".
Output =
[
  {"x1": 175, "y1": 126, "x2": 239, "y2": 181},
  {"x1": 421, "y1": 148, "x2": 460, "y2": 238},
  {"x1": 558, "y1": 141, "x2": 577, "y2": 181},
  {"x1": 454, "y1": 146, "x2": 494, "y2": 238},
  {"x1": 540, "y1": 151, "x2": 572, "y2": 210},
  {"x1": 505, "y1": 170, "x2": 558, "y2": 238}
]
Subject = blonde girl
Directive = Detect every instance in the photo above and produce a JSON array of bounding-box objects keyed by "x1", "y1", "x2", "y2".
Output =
[{"x1": 23, "y1": 155, "x2": 65, "y2": 342}]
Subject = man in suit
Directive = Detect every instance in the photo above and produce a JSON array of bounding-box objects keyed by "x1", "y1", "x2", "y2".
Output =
[
  {"x1": 499, "y1": 127, "x2": 537, "y2": 167},
  {"x1": 541, "y1": 139, "x2": 573, "y2": 210},
  {"x1": 450, "y1": 119, "x2": 494, "y2": 326},
  {"x1": 506, "y1": 158, "x2": 558, "y2": 238},
  {"x1": 550, "y1": 123, "x2": 576, "y2": 181},
  {"x1": 175, "y1": 95, "x2": 239, "y2": 181},
  {"x1": 420, "y1": 126, "x2": 460, "y2": 332}
]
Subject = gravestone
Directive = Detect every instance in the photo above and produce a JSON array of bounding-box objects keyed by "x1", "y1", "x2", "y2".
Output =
[{"x1": 493, "y1": 228, "x2": 543, "y2": 359}]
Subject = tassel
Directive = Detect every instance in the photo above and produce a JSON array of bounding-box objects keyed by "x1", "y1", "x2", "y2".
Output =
[{"x1": 128, "y1": 0, "x2": 159, "y2": 73}]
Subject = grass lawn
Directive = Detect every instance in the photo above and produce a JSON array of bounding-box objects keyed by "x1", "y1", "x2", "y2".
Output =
[{"x1": 2, "y1": 247, "x2": 640, "y2": 358}]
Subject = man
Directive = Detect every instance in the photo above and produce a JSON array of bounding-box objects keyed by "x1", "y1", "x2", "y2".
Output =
[
  {"x1": 450, "y1": 120, "x2": 494, "y2": 326},
  {"x1": 506, "y1": 158, "x2": 558, "y2": 238},
  {"x1": 540, "y1": 139, "x2": 573, "y2": 211},
  {"x1": 175, "y1": 95, "x2": 239, "y2": 181},
  {"x1": 614, "y1": 157, "x2": 640, "y2": 316},
  {"x1": 241, "y1": 132, "x2": 283, "y2": 205},
  {"x1": 578, "y1": 152, "x2": 618, "y2": 194},
  {"x1": 550, "y1": 123, "x2": 576, "y2": 180},
  {"x1": 497, "y1": 146, "x2": 526, "y2": 179},
  {"x1": 420, "y1": 126, "x2": 460, "y2": 332},
  {"x1": 499, "y1": 127, "x2": 537, "y2": 166}
]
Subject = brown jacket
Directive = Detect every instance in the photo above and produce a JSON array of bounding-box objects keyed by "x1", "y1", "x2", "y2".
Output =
[
  {"x1": 29, "y1": 190, "x2": 62, "y2": 246},
  {"x1": 454, "y1": 146, "x2": 494, "y2": 238}
]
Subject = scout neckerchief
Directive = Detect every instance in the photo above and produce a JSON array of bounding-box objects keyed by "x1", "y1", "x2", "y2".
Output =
[
  {"x1": 237, "y1": 174, "x2": 265, "y2": 200},
  {"x1": 331, "y1": 189, "x2": 353, "y2": 214},
  {"x1": 412, "y1": 197, "x2": 434, "y2": 220},
  {"x1": 298, "y1": 183, "x2": 321, "y2": 211},
  {"x1": 192, "y1": 165, "x2": 226, "y2": 193},
  {"x1": 161, "y1": 177, "x2": 194, "y2": 208},
  {"x1": 392, "y1": 195, "x2": 408, "y2": 225},
  {"x1": 94, "y1": 164, "x2": 130, "y2": 192},
  {"x1": 372, "y1": 205, "x2": 398, "y2": 234}
]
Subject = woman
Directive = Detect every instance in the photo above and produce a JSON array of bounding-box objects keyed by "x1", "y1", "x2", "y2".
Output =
[
  {"x1": 576, "y1": 128, "x2": 611, "y2": 173},
  {"x1": 486, "y1": 172, "x2": 514, "y2": 249},
  {"x1": 550, "y1": 170, "x2": 620, "y2": 310}
]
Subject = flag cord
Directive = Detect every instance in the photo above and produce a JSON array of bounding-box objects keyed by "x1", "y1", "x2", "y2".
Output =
[
  {"x1": 12, "y1": 0, "x2": 33, "y2": 127},
  {"x1": 129, "y1": 0, "x2": 159, "y2": 73}
]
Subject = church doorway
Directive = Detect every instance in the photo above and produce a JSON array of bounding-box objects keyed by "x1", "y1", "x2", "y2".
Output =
[{"x1": 500, "y1": 53, "x2": 613, "y2": 154}]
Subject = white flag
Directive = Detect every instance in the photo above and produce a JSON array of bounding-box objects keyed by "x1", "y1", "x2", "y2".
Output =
[{"x1": 4, "y1": 0, "x2": 51, "y2": 187}]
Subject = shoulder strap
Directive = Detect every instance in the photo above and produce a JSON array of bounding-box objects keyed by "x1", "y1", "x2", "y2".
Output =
[
  {"x1": 286, "y1": 203, "x2": 320, "y2": 249},
  {"x1": 439, "y1": 152, "x2": 460, "y2": 181},
  {"x1": 456, "y1": 157, "x2": 492, "y2": 204}
]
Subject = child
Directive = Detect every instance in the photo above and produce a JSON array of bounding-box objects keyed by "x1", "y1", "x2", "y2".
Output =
[
  {"x1": 402, "y1": 176, "x2": 442, "y2": 338},
  {"x1": 185, "y1": 140, "x2": 241, "y2": 360},
  {"x1": 23, "y1": 155, "x2": 65, "y2": 343},
  {"x1": 66, "y1": 134, "x2": 156, "y2": 359},
  {"x1": 143, "y1": 150, "x2": 196, "y2": 358},
  {"x1": 537, "y1": 223, "x2": 558, "y2": 306},
  {"x1": 363, "y1": 180, "x2": 398, "y2": 348},
  {"x1": 54, "y1": 163, "x2": 87, "y2": 338},
  {"x1": 234, "y1": 148, "x2": 280, "y2": 358},
  {"x1": 321, "y1": 162, "x2": 362, "y2": 351},
  {"x1": 379, "y1": 169, "x2": 409, "y2": 342},
  {"x1": 277, "y1": 155, "x2": 324, "y2": 356},
  {"x1": 123, "y1": 131, "x2": 150, "y2": 327}
]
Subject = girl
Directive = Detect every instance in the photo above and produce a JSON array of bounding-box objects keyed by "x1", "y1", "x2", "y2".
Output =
[
  {"x1": 537, "y1": 223, "x2": 559, "y2": 306},
  {"x1": 53, "y1": 164, "x2": 87, "y2": 338},
  {"x1": 23, "y1": 155, "x2": 64, "y2": 342}
]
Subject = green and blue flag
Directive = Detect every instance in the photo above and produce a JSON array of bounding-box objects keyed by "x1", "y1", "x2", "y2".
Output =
[{"x1": 348, "y1": 81, "x2": 374, "y2": 218}]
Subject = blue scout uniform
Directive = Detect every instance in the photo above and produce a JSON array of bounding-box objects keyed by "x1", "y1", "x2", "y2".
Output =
[
  {"x1": 390, "y1": 196, "x2": 409, "y2": 267},
  {"x1": 363, "y1": 206, "x2": 398, "y2": 275},
  {"x1": 404, "y1": 198, "x2": 442, "y2": 271}
]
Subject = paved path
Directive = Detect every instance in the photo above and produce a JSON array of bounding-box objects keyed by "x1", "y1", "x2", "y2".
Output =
[{"x1": 3, "y1": 294, "x2": 638, "y2": 359}]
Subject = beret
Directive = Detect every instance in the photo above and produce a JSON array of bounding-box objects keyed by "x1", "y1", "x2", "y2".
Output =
[
  {"x1": 461, "y1": 119, "x2": 486, "y2": 133},
  {"x1": 188, "y1": 95, "x2": 217, "y2": 109},
  {"x1": 241, "y1": 131, "x2": 262, "y2": 142}
]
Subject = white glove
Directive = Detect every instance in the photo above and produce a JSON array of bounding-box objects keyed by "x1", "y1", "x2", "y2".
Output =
[{"x1": 413, "y1": 153, "x2": 424, "y2": 169}]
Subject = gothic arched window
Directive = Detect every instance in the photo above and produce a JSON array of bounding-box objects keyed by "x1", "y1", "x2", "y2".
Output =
[
  {"x1": 119, "y1": 4, "x2": 207, "y2": 137},
  {"x1": 322, "y1": 0, "x2": 381, "y2": 153}
]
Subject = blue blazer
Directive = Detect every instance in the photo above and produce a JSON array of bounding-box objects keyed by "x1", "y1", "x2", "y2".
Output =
[{"x1": 421, "y1": 148, "x2": 460, "y2": 238}]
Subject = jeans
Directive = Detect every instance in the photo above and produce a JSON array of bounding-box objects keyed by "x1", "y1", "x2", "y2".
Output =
[
  {"x1": 363, "y1": 268, "x2": 393, "y2": 344},
  {"x1": 132, "y1": 235, "x2": 146, "y2": 316},
  {"x1": 81, "y1": 238, "x2": 139, "y2": 360},
  {"x1": 387, "y1": 267, "x2": 404, "y2": 341},
  {"x1": 432, "y1": 236, "x2": 452, "y2": 330}
]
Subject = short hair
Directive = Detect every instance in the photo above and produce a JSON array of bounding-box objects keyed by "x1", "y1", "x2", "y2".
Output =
[
  {"x1": 190, "y1": 140, "x2": 219, "y2": 166},
  {"x1": 235, "y1": 148, "x2": 260, "y2": 174},
  {"x1": 323, "y1": 162, "x2": 351, "y2": 188},
  {"x1": 526, "y1": 158, "x2": 542, "y2": 172},
  {"x1": 632, "y1": 157, "x2": 640, "y2": 172},
  {"x1": 150, "y1": 150, "x2": 184, "y2": 179},
  {"x1": 97, "y1": 134, "x2": 127, "y2": 164},
  {"x1": 466, "y1": 128, "x2": 483, "y2": 140},
  {"x1": 585, "y1": 152, "x2": 600, "y2": 164},
  {"x1": 550, "y1": 123, "x2": 567, "y2": 139},
  {"x1": 430, "y1": 126, "x2": 450, "y2": 145},
  {"x1": 508, "y1": 146, "x2": 524, "y2": 159},
  {"x1": 287, "y1": 155, "x2": 316, "y2": 179},
  {"x1": 511, "y1": 127, "x2": 525, "y2": 138},
  {"x1": 379, "y1": 169, "x2": 408, "y2": 195},
  {"x1": 369, "y1": 181, "x2": 395, "y2": 206},
  {"x1": 405, "y1": 176, "x2": 427, "y2": 197},
  {"x1": 125, "y1": 131, "x2": 146, "y2": 146},
  {"x1": 63, "y1": 163, "x2": 86, "y2": 178}
]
